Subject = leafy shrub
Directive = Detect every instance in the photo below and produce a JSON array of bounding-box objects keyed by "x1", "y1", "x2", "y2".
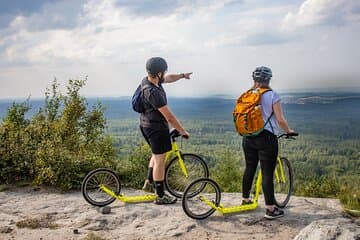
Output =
[
  {"x1": 0, "y1": 79, "x2": 116, "y2": 190},
  {"x1": 0, "y1": 101, "x2": 35, "y2": 183},
  {"x1": 339, "y1": 186, "x2": 360, "y2": 211},
  {"x1": 338, "y1": 177, "x2": 360, "y2": 211},
  {"x1": 211, "y1": 150, "x2": 243, "y2": 192},
  {"x1": 115, "y1": 142, "x2": 151, "y2": 188},
  {"x1": 295, "y1": 176, "x2": 340, "y2": 198}
]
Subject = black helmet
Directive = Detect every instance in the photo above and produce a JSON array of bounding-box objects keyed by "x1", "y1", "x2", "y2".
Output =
[
  {"x1": 252, "y1": 66, "x2": 272, "y2": 83},
  {"x1": 146, "y1": 57, "x2": 168, "y2": 74}
]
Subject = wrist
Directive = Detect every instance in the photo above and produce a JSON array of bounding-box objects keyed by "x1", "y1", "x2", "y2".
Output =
[{"x1": 181, "y1": 73, "x2": 185, "y2": 78}]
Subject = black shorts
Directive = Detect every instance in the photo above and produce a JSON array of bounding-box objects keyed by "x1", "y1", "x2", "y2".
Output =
[{"x1": 140, "y1": 126, "x2": 172, "y2": 154}]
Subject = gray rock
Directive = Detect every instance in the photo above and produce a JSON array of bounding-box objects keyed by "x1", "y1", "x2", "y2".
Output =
[
  {"x1": 73, "y1": 219, "x2": 91, "y2": 228},
  {"x1": 85, "y1": 218, "x2": 109, "y2": 231},
  {"x1": 97, "y1": 206, "x2": 111, "y2": 214},
  {"x1": 0, "y1": 226, "x2": 13, "y2": 234},
  {"x1": 294, "y1": 218, "x2": 360, "y2": 240},
  {"x1": 143, "y1": 209, "x2": 161, "y2": 219}
]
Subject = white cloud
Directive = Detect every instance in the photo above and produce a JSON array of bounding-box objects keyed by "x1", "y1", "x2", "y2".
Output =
[
  {"x1": 282, "y1": 0, "x2": 360, "y2": 31},
  {"x1": 0, "y1": 0, "x2": 359, "y2": 99},
  {"x1": 0, "y1": 0, "x2": 227, "y2": 66},
  {"x1": 0, "y1": 0, "x2": 302, "y2": 66},
  {"x1": 205, "y1": 6, "x2": 296, "y2": 47}
]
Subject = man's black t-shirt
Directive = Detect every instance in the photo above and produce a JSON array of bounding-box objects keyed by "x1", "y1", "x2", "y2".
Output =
[{"x1": 140, "y1": 77, "x2": 169, "y2": 130}]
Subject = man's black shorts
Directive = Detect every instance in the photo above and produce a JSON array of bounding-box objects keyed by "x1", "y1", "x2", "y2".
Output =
[{"x1": 140, "y1": 126, "x2": 172, "y2": 154}]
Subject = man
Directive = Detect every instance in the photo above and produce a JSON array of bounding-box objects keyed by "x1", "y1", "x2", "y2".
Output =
[{"x1": 140, "y1": 57, "x2": 191, "y2": 204}]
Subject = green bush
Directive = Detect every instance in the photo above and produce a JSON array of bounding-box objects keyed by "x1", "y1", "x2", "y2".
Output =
[
  {"x1": 0, "y1": 101, "x2": 35, "y2": 183},
  {"x1": 212, "y1": 150, "x2": 243, "y2": 192},
  {"x1": 339, "y1": 187, "x2": 360, "y2": 211},
  {"x1": 115, "y1": 142, "x2": 151, "y2": 188},
  {"x1": 338, "y1": 177, "x2": 360, "y2": 211},
  {"x1": 295, "y1": 176, "x2": 340, "y2": 198},
  {"x1": 0, "y1": 79, "x2": 116, "y2": 190}
]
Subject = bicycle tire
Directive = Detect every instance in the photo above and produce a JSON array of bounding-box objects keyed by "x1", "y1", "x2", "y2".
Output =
[
  {"x1": 165, "y1": 153, "x2": 209, "y2": 198},
  {"x1": 81, "y1": 168, "x2": 121, "y2": 207},
  {"x1": 182, "y1": 178, "x2": 221, "y2": 220},
  {"x1": 274, "y1": 157, "x2": 293, "y2": 208}
]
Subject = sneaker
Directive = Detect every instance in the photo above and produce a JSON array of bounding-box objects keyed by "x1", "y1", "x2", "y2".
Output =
[
  {"x1": 154, "y1": 193, "x2": 177, "y2": 205},
  {"x1": 241, "y1": 199, "x2": 253, "y2": 205},
  {"x1": 142, "y1": 180, "x2": 154, "y2": 193},
  {"x1": 264, "y1": 207, "x2": 284, "y2": 220}
]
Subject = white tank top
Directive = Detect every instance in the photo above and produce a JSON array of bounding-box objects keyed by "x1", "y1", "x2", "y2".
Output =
[{"x1": 260, "y1": 90, "x2": 281, "y2": 135}]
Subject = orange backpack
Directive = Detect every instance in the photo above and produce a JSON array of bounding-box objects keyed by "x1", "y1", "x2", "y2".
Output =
[{"x1": 233, "y1": 88, "x2": 272, "y2": 136}]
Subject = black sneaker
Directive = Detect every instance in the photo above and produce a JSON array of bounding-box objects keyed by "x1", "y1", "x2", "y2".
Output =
[
  {"x1": 264, "y1": 207, "x2": 284, "y2": 220},
  {"x1": 154, "y1": 193, "x2": 177, "y2": 205},
  {"x1": 241, "y1": 199, "x2": 253, "y2": 205}
]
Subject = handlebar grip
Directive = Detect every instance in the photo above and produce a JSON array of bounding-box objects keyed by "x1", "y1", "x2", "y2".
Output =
[
  {"x1": 182, "y1": 134, "x2": 189, "y2": 140},
  {"x1": 287, "y1": 132, "x2": 299, "y2": 137}
]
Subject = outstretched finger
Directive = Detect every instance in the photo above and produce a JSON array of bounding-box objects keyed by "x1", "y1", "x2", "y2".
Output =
[{"x1": 185, "y1": 72, "x2": 193, "y2": 79}]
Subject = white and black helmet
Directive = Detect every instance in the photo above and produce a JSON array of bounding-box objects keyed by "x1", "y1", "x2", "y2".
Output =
[{"x1": 252, "y1": 66, "x2": 272, "y2": 83}]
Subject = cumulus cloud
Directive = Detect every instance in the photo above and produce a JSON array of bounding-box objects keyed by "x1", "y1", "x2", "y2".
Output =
[
  {"x1": 0, "y1": 0, "x2": 161, "y2": 65},
  {"x1": 282, "y1": 0, "x2": 360, "y2": 30},
  {"x1": 0, "y1": 0, "x2": 359, "y2": 98},
  {"x1": 0, "y1": 0, "x2": 247, "y2": 66},
  {"x1": 205, "y1": 6, "x2": 297, "y2": 47}
]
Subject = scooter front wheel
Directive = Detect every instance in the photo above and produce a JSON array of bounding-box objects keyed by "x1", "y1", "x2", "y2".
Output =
[
  {"x1": 81, "y1": 168, "x2": 121, "y2": 207},
  {"x1": 182, "y1": 178, "x2": 221, "y2": 220}
]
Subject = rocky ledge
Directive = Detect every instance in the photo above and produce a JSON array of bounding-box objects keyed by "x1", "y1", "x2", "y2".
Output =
[{"x1": 0, "y1": 187, "x2": 359, "y2": 240}]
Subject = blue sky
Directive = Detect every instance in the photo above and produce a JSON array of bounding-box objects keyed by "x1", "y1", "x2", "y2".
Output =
[{"x1": 0, "y1": 0, "x2": 359, "y2": 98}]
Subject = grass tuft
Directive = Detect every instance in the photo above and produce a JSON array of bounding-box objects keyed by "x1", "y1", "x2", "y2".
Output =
[
  {"x1": 82, "y1": 233, "x2": 108, "y2": 240},
  {"x1": 16, "y1": 215, "x2": 59, "y2": 229}
]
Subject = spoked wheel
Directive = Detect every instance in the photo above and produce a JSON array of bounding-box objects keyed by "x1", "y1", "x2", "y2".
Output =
[
  {"x1": 165, "y1": 153, "x2": 209, "y2": 198},
  {"x1": 182, "y1": 178, "x2": 221, "y2": 220},
  {"x1": 81, "y1": 168, "x2": 121, "y2": 207},
  {"x1": 274, "y1": 157, "x2": 293, "y2": 208}
]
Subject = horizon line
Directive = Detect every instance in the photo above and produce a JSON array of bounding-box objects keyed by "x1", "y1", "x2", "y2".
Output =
[{"x1": 1, "y1": 89, "x2": 360, "y2": 101}]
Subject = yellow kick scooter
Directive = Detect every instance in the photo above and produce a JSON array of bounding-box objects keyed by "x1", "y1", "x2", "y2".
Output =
[
  {"x1": 182, "y1": 132, "x2": 297, "y2": 220},
  {"x1": 81, "y1": 129, "x2": 209, "y2": 207}
]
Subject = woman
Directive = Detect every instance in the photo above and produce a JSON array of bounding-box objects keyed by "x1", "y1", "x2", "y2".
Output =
[
  {"x1": 241, "y1": 66, "x2": 295, "y2": 219},
  {"x1": 140, "y1": 57, "x2": 191, "y2": 204}
]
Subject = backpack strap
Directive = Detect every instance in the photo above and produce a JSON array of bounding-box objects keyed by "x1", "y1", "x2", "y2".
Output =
[
  {"x1": 257, "y1": 87, "x2": 275, "y2": 134},
  {"x1": 141, "y1": 82, "x2": 153, "y2": 113},
  {"x1": 264, "y1": 112, "x2": 274, "y2": 133},
  {"x1": 246, "y1": 87, "x2": 271, "y2": 103},
  {"x1": 140, "y1": 82, "x2": 152, "y2": 92},
  {"x1": 257, "y1": 87, "x2": 272, "y2": 96}
]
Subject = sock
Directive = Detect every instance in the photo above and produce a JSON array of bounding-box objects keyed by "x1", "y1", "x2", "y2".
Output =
[
  {"x1": 154, "y1": 181, "x2": 164, "y2": 198},
  {"x1": 147, "y1": 167, "x2": 153, "y2": 183}
]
